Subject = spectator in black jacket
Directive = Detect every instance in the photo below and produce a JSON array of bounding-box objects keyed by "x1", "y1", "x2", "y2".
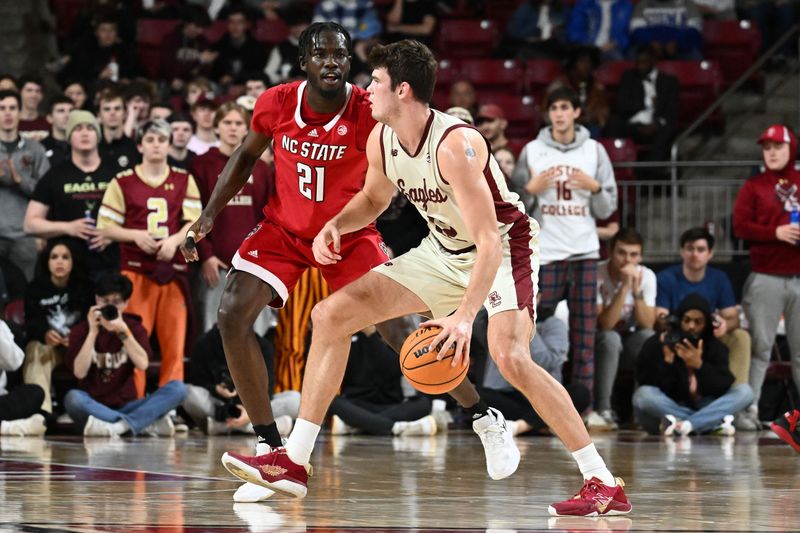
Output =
[
  {"x1": 328, "y1": 324, "x2": 438, "y2": 437},
  {"x1": 182, "y1": 325, "x2": 299, "y2": 436},
  {"x1": 23, "y1": 238, "x2": 93, "y2": 413},
  {"x1": 605, "y1": 45, "x2": 678, "y2": 165},
  {"x1": 632, "y1": 293, "x2": 753, "y2": 436},
  {"x1": 212, "y1": 7, "x2": 268, "y2": 87}
]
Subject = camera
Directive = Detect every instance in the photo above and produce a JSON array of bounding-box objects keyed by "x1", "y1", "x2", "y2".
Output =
[
  {"x1": 663, "y1": 315, "x2": 701, "y2": 349},
  {"x1": 213, "y1": 400, "x2": 242, "y2": 422},
  {"x1": 99, "y1": 304, "x2": 119, "y2": 321}
]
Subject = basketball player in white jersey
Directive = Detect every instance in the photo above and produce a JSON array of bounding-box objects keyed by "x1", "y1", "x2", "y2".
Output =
[{"x1": 221, "y1": 39, "x2": 632, "y2": 517}]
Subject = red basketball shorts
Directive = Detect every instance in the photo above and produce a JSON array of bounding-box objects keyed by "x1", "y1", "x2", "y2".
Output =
[{"x1": 230, "y1": 219, "x2": 389, "y2": 307}]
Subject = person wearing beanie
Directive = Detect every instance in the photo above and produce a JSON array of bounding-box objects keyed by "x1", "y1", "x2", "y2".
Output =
[
  {"x1": 633, "y1": 293, "x2": 754, "y2": 436},
  {"x1": 24, "y1": 109, "x2": 120, "y2": 280},
  {"x1": 733, "y1": 124, "x2": 800, "y2": 430}
]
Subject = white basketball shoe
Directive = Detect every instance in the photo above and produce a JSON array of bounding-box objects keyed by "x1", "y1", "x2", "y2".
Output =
[{"x1": 472, "y1": 407, "x2": 520, "y2": 480}]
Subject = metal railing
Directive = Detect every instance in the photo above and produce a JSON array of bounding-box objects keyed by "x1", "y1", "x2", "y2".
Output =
[
  {"x1": 614, "y1": 178, "x2": 750, "y2": 260},
  {"x1": 664, "y1": 22, "x2": 800, "y2": 251}
]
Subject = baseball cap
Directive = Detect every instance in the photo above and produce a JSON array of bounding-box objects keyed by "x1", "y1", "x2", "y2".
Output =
[
  {"x1": 66, "y1": 110, "x2": 101, "y2": 140},
  {"x1": 476, "y1": 104, "x2": 505, "y2": 121},
  {"x1": 758, "y1": 124, "x2": 793, "y2": 145}
]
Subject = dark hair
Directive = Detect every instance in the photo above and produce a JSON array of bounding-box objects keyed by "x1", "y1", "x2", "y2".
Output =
[
  {"x1": 35, "y1": 237, "x2": 86, "y2": 285},
  {"x1": 680, "y1": 227, "x2": 715, "y2": 250},
  {"x1": 48, "y1": 94, "x2": 75, "y2": 113},
  {"x1": 97, "y1": 87, "x2": 124, "y2": 107},
  {"x1": 124, "y1": 80, "x2": 156, "y2": 103},
  {"x1": 243, "y1": 71, "x2": 270, "y2": 86},
  {"x1": 168, "y1": 111, "x2": 195, "y2": 129},
  {"x1": 95, "y1": 272, "x2": 133, "y2": 300},
  {"x1": 368, "y1": 40, "x2": 437, "y2": 104},
  {"x1": 17, "y1": 74, "x2": 44, "y2": 91},
  {"x1": 0, "y1": 89, "x2": 21, "y2": 107},
  {"x1": 226, "y1": 6, "x2": 252, "y2": 22},
  {"x1": 610, "y1": 227, "x2": 644, "y2": 251},
  {"x1": 298, "y1": 21, "x2": 353, "y2": 61},
  {"x1": 546, "y1": 86, "x2": 580, "y2": 109}
]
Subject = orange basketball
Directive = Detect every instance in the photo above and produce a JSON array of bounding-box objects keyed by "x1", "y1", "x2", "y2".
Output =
[{"x1": 399, "y1": 326, "x2": 468, "y2": 395}]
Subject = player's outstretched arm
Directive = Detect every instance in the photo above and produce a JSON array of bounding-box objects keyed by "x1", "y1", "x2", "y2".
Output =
[
  {"x1": 181, "y1": 130, "x2": 270, "y2": 261},
  {"x1": 312, "y1": 124, "x2": 396, "y2": 265},
  {"x1": 422, "y1": 128, "x2": 503, "y2": 366}
]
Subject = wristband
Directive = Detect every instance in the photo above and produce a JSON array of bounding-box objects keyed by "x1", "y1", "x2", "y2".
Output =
[{"x1": 634, "y1": 291, "x2": 644, "y2": 300}]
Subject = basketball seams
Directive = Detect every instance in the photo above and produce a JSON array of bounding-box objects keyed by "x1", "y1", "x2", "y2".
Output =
[{"x1": 400, "y1": 325, "x2": 465, "y2": 391}]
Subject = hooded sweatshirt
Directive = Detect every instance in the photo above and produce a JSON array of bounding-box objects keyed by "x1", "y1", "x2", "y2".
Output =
[
  {"x1": 514, "y1": 125, "x2": 617, "y2": 264},
  {"x1": 733, "y1": 128, "x2": 800, "y2": 275},
  {"x1": 636, "y1": 293, "x2": 734, "y2": 408}
]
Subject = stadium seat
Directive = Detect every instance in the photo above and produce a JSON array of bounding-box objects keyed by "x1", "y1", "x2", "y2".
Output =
[
  {"x1": 431, "y1": 59, "x2": 463, "y2": 111},
  {"x1": 657, "y1": 60, "x2": 724, "y2": 129},
  {"x1": 703, "y1": 19, "x2": 762, "y2": 89},
  {"x1": 460, "y1": 59, "x2": 524, "y2": 95},
  {"x1": 205, "y1": 20, "x2": 229, "y2": 44},
  {"x1": 2, "y1": 298, "x2": 24, "y2": 327},
  {"x1": 436, "y1": 19, "x2": 499, "y2": 58},
  {"x1": 136, "y1": 19, "x2": 182, "y2": 78},
  {"x1": 523, "y1": 59, "x2": 564, "y2": 99},
  {"x1": 594, "y1": 60, "x2": 634, "y2": 104},
  {"x1": 52, "y1": 0, "x2": 86, "y2": 40},
  {"x1": 254, "y1": 17, "x2": 289, "y2": 45},
  {"x1": 136, "y1": 18, "x2": 181, "y2": 46},
  {"x1": 481, "y1": 94, "x2": 540, "y2": 139}
]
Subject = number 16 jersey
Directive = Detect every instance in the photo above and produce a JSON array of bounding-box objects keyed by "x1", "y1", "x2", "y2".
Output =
[{"x1": 251, "y1": 80, "x2": 377, "y2": 241}]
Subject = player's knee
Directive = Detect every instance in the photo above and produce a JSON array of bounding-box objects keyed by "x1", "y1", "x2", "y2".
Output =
[
  {"x1": 493, "y1": 348, "x2": 528, "y2": 384},
  {"x1": 310, "y1": 299, "x2": 338, "y2": 333}
]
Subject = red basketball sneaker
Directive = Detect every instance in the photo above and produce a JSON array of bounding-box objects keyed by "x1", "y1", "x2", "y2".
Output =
[
  {"x1": 221, "y1": 447, "x2": 312, "y2": 498},
  {"x1": 770, "y1": 409, "x2": 800, "y2": 453},
  {"x1": 548, "y1": 477, "x2": 632, "y2": 517}
]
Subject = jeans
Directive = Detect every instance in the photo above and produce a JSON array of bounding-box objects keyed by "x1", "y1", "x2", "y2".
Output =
[
  {"x1": 65, "y1": 380, "x2": 186, "y2": 435},
  {"x1": 633, "y1": 383, "x2": 754, "y2": 434},
  {"x1": 594, "y1": 329, "x2": 654, "y2": 412}
]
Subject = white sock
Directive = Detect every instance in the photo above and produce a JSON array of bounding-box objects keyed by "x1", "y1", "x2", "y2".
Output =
[
  {"x1": 572, "y1": 442, "x2": 615, "y2": 486},
  {"x1": 111, "y1": 420, "x2": 130, "y2": 435},
  {"x1": 285, "y1": 418, "x2": 320, "y2": 465}
]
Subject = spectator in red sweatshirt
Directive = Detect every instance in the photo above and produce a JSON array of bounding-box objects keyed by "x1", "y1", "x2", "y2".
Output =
[
  {"x1": 733, "y1": 124, "x2": 800, "y2": 430},
  {"x1": 190, "y1": 102, "x2": 273, "y2": 333}
]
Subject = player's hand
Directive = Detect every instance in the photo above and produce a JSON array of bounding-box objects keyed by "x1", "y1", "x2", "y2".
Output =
[
  {"x1": 156, "y1": 235, "x2": 180, "y2": 262},
  {"x1": 133, "y1": 230, "x2": 159, "y2": 255},
  {"x1": 776, "y1": 224, "x2": 800, "y2": 245},
  {"x1": 202, "y1": 256, "x2": 229, "y2": 287},
  {"x1": 180, "y1": 214, "x2": 214, "y2": 262},
  {"x1": 312, "y1": 221, "x2": 342, "y2": 265},
  {"x1": 66, "y1": 217, "x2": 97, "y2": 240},
  {"x1": 567, "y1": 168, "x2": 600, "y2": 192},
  {"x1": 420, "y1": 313, "x2": 472, "y2": 369},
  {"x1": 525, "y1": 167, "x2": 558, "y2": 195}
]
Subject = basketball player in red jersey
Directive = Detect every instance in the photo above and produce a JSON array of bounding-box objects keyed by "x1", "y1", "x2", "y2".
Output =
[{"x1": 182, "y1": 23, "x2": 518, "y2": 502}]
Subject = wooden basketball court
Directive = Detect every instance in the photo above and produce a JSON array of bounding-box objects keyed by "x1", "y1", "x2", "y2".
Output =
[{"x1": 1, "y1": 430, "x2": 797, "y2": 532}]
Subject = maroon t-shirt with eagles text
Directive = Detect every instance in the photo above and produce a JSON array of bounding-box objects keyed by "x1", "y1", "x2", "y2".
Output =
[{"x1": 64, "y1": 314, "x2": 151, "y2": 408}]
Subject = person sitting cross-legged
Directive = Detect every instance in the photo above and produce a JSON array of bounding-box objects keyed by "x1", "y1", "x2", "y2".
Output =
[
  {"x1": 633, "y1": 294, "x2": 753, "y2": 436},
  {"x1": 63, "y1": 273, "x2": 186, "y2": 437}
]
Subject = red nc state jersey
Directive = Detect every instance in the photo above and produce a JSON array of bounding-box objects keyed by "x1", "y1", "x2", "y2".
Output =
[{"x1": 251, "y1": 80, "x2": 376, "y2": 240}]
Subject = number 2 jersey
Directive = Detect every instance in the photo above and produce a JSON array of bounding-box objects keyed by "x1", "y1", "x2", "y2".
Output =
[
  {"x1": 251, "y1": 80, "x2": 377, "y2": 241},
  {"x1": 97, "y1": 166, "x2": 202, "y2": 274}
]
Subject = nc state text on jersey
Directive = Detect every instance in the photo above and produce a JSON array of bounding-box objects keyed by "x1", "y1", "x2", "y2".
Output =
[{"x1": 280, "y1": 135, "x2": 347, "y2": 161}]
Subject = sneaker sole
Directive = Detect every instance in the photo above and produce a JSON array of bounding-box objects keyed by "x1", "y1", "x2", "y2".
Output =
[
  {"x1": 233, "y1": 483, "x2": 276, "y2": 503},
  {"x1": 770, "y1": 423, "x2": 800, "y2": 453},
  {"x1": 488, "y1": 447, "x2": 520, "y2": 481},
  {"x1": 221, "y1": 453, "x2": 307, "y2": 498},
  {"x1": 547, "y1": 505, "x2": 633, "y2": 517}
]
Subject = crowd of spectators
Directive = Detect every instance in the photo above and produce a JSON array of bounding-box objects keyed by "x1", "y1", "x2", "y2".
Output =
[{"x1": 0, "y1": 0, "x2": 798, "y2": 451}]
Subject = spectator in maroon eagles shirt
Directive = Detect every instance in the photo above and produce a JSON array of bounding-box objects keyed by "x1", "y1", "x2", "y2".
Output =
[
  {"x1": 190, "y1": 102, "x2": 273, "y2": 333},
  {"x1": 733, "y1": 124, "x2": 800, "y2": 430},
  {"x1": 63, "y1": 273, "x2": 186, "y2": 437}
]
